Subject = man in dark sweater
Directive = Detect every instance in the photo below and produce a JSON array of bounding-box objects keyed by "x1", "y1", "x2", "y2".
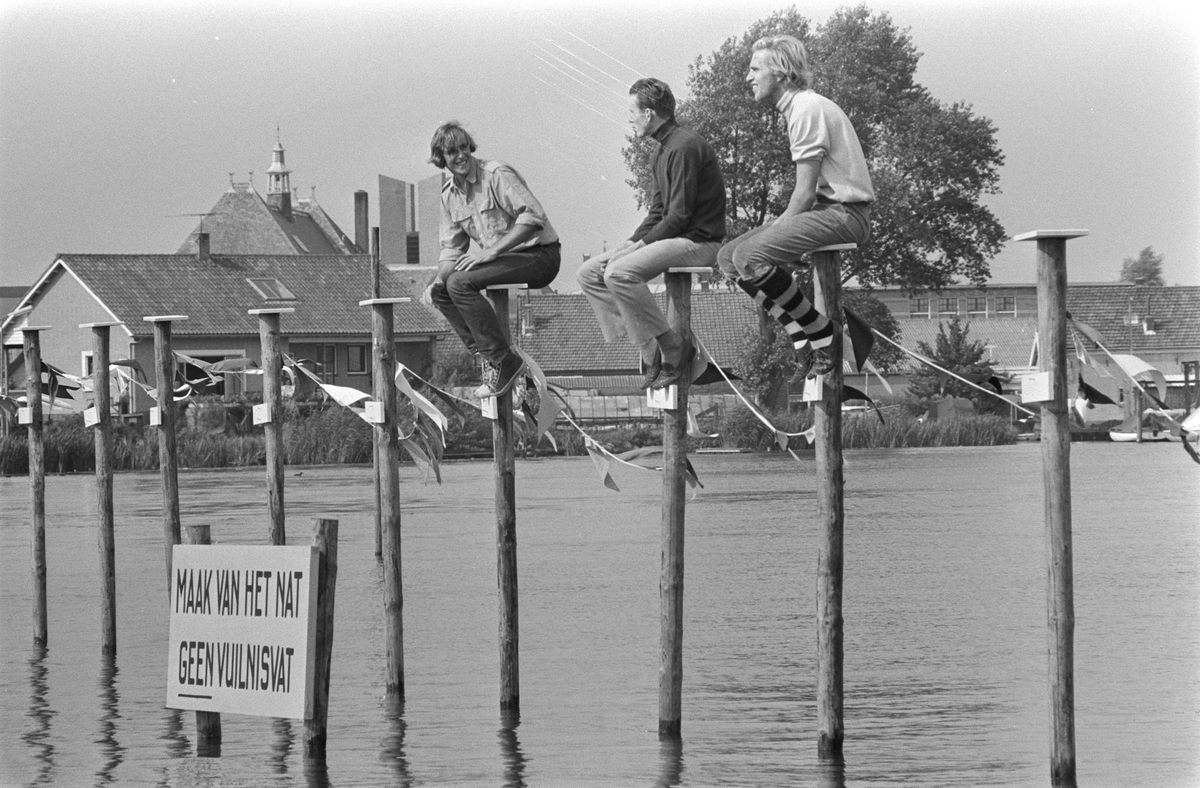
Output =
[{"x1": 578, "y1": 78, "x2": 726, "y2": 389}]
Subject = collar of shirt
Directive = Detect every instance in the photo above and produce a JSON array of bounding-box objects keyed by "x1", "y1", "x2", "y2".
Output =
[
  {"x1": 776, "y1": 88, "x2": 803, "y2": 115},
  {"x1": 649, "y1": 119, "x2": 678, "y2": 145}
]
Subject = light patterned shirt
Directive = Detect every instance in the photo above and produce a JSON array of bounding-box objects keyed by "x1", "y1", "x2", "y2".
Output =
[
  {"x1": 438, "y1": 158, "x2": 558, "y2": 265},
  {"x1": 777, "y1": 89, "x2": 875, "y2": 204}
]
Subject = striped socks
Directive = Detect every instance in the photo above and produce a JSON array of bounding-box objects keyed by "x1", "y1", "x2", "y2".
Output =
[{"x1": 737, "y1": 267, "x2": 835, "y2": 350}]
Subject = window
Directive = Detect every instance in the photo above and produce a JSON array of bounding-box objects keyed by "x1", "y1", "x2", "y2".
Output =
[
  {"x1": 995, "y1": 296, "x2": 1015, "y2": 314},
  {"x1": 938, "y1": 297, "x2": 958, "y2": 314},
  {"x1": 347, "y1": 344, "x2": 368, "y2": 375},
  {"x1": 909, "y1": 297, "x2": 930, "y2": 318},
  {"x1": 246, "y1": 277, "x2": 296, "y2": 301},
  {"x1": 967, "y1": 296, "x2": 987, "y2": 314},
  {"x1": 318, "y1": 345, "x2": 337, "y2": 383}
]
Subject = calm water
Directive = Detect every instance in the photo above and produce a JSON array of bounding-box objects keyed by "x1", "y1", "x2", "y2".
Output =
[{"x1": 1, "y1": 444, "x2": 1197, "y2": 787}]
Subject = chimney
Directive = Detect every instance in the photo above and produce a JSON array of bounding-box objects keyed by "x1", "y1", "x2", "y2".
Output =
[
  {"x1": 196, "y1": 232, "x2": 211, "y2": 261},
  {"x1": 355, "y1": 190, "x2": 369, "y2": 254}
]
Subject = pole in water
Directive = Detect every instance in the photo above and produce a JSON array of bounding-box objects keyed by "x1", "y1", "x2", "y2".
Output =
[
  {"x1": 250, "y1": 308, "x2": 294, "y2": 546},
  {"x1": 184, "y1": 523, "x2": 222, "y2": 755},
  {"x1": 360, "y1": 297, "x2": 409, "y2": 698},
  {"x1": 485, "y1": 284, "x2": 523, "y2": 713},
  {"x1": 143, "y1": 314, "x2": 188, "y2": 592},
  {"x1": 812, "y1": 243, "x2": 855, "y2": 755},
  {"x1": 83, "y1": 321, "x2": 123, "y2": 656},
  {"x1": 1016, "y1": 229, "x2": 1087, "y2": 787},
  {"x1": 305, "y1": 518, "x2": 339, "y2": 758},
  {"x1": 21, "y1": 325, "x2": 51, "y2": 646}
]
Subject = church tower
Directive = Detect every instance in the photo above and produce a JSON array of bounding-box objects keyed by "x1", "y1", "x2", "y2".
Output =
[{"x1": 265, "y1": 135, "x2": 292, "y2": 220}]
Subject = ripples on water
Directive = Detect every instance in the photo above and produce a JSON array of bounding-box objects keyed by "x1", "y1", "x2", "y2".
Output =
[{"x1": 0, "y1": 444, "x2": 1197, "y2": 786}]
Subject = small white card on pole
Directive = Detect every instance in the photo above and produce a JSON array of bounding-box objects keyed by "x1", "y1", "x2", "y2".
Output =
[
  {"x1": 84, "y1": 406, "x2": 100, "y2": 427},
  {"x1": 17, "y1": 406, "x2": 32, "y2": 425},
  {"x1": 802, "y1": 376, "x2": 824, "y2": 401},
  {"x1": 480, "y1": 395, "x2": 498, "y2": 420},
  {"x1": 363, "y1": 401, "x2": 385, "y2": 424},
  {"x1": 1020, "y1": 372, "x2": 1052, "y2": 403},
  {"x1": 252, "y1": 403, "x2": 272, "y2": 425},
  {"x1": 149, "y1": 406, "x2": 162, "y2": 426},
  {"x1": 646, "y1": 385, "x2": 677, "y2": 410}
]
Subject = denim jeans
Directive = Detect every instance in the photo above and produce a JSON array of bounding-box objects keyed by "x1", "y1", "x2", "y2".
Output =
[
  {"x1": 430, "y1": 242, "x2": 560, "y2": 365},
  {"x1": 717, "y1": 202, "x2": 870, "y2": 281},
  {"x1": 577, "y1": 237, "x2": 721, "y2": 350}
]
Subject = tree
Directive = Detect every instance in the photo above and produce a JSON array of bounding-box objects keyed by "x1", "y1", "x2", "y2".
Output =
[
  {"x1": 905, "y1": 315, "x2": 999, "y2": 413},
  {"x1": 623, "y1": 5, "x2": 1007, "y2": 291},
  {"x1": 1119, "y1": 246, "x2": 1165, "y2": 286}
]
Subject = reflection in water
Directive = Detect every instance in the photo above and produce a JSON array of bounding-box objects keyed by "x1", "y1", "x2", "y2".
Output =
[
  {"x1": 24, "y1": 644, "x2": 56, "y2": 787},
  {"x1": 272, "y1": 717, "x2": 295, "y2": 775},
  {"x1": 818, "y1": 752, "x2": 846, "y2": 788},
  {"x1": 380, "y1": 697, "x2": 412, "y2": 786},
  {"x1": 499, "y1": 710, "x2": 527, "y2": 788},
  {"x1": 655, "y1": 735, "x2": 683, "y2": 787},
  {"x1": 157, "y1": 708, "x2": 190, "y2": 786},
  {"x1": 95, "y1": 656, "x2": 125, "y2": 785},
  {"x1": 302, "y1": 754, "x2": 332, "y2": 788}
]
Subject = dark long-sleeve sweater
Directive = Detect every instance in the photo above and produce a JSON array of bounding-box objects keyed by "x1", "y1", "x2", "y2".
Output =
[{"x1": 630, "y1": 120, "x2": 726, "y2": 245}]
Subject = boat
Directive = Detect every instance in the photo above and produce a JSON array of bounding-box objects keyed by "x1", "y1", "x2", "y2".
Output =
[{"x1": 1108, "y1": 428, "x2": 1174, "y2": 443}]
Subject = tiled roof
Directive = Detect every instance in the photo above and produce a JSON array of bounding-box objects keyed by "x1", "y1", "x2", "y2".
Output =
[
  {"x1": 1065, "y1": 283, "x2": 1200, "y2": 354},
  {"x1": 176, "y1": 187, "x2": 355, "y2": 256},
  {"x1": 54, "y1": 253, "x2": 445, "y2": 337},
  {"x1": 519, "y1": 290, "x2": 757, "y2": 373},
  {"x1": 892, "y1": 317, "x2": 1038, "y2": 371}
]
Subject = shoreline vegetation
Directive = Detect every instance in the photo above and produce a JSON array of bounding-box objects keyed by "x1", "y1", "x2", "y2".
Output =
[{"x1": 0, "y1": 397, "x2": 1019, "y2": 476}]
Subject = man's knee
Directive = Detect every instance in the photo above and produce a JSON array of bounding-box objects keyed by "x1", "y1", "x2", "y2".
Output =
[
  {"x1": 577, "y1": 257, "x2": 605, "y2": 289},
  {"x1": 443, "y1": 271, "x2": 481, "y2": 298}
]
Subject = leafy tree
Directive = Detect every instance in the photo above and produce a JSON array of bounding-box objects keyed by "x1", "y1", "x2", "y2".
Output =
[
  {"x1": 623, "y1": 4, "x2": 1007, "y2": 291},
  {"x1": 906, "y1": 315, "x2": 999, "y2": 413},
  {"x1": 1119, "y1": 246, "x2": 1165, "y2": 286}
]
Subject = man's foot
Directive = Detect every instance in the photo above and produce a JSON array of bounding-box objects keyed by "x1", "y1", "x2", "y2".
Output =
[
  {"x1": 640, "y1": 347, "x2": 663, "y2": 389},
  {"x1": 476, "y1": 353, "x2": 527, "y2": 398},
  {"x1": 654, "y1": 341, "x2": 696, "y2": 389},
  {"x1": 807, "y1": 346, "x2": 835, "y2": 378}
]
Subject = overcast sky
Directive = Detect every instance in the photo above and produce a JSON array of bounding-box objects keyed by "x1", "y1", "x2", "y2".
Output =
[{"x1": 1, "y1": 0, "x2": 1197, "y2": 294}]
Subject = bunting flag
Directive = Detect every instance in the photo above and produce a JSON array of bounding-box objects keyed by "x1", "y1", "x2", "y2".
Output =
[
  {"x1": 842, "y1": 307, "x2": 874, "y2": 373},
  {"x1": 842, "y1": 384, "x2": 884, "y2": 424}
]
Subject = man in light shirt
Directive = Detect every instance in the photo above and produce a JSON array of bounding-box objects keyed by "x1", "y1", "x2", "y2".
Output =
[
  {"x1": 427, "y1": 122, "x2": 561, "y2": 397},
  {"x1": 717, "y1": 34, "x2": 874, "y2": 377}
]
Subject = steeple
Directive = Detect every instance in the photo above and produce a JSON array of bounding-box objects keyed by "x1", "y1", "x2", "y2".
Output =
[{"x1": 265, "y1": 129, "x2": 293, "y2": 219}]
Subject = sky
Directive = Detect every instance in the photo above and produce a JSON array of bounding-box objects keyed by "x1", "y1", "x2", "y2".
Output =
[{"x1": 1, "y1": 0, "x2": 1198, "y2": 295}]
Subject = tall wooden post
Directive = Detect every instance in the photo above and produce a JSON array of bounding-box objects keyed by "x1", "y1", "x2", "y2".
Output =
[
  {"x1": 360, "y1": 297, "x2": 409, "y2": 698},
  {"x1": 811, "y1": 243, "x2": 854, "y2": 755},
  {"x1": 144, "y1": 315, "x2": 188, "y2": 590},
  {"x1": 184, "y1": 523, "x2": 221, "y2": 755},
  {"x1": 305, "y1": 518, "x2": 339, "y2": 757},
  {"x1": 484, "y1": 284, "x2": 523, "y2": 713},
  {"x1": 656, "y1": 267, "x2": 707, "y2": 738},
  {"x1": 1016, "y1": 229, "x2": 1087, "y2": 787},
  {"x1": 372, "y1": 227, "x2": 383, "y2": 557},
  {"x1": 22, "y1": 326, "x2": 50, "y2": 646},
  {"x1": 83, "y1": 321, "x2": 122, "y2": 656},
  {"x1": 250, "y1": 308, "x2": 293, "y2": 546}
]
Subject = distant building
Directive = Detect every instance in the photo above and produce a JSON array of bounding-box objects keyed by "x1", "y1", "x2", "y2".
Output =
[{"x1": 178, "y1": 138, "x2": 359, "y2": 257}]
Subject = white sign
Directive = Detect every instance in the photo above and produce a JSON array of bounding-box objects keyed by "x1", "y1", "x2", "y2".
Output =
[
  {"x1": 166, "y1": 545, "x2": 318, "y2": 719},
  {"x1": 1020, "y1": 371, "x2": 1053, "y2": 404},
  {"x1": 252, "y1": 403, "x2": 272, "y2": 425},
  {"x1": 646, "y1": 384, "x2": 677, "y2": 410},
  {"x1": 802, "y1": 376, "x2": 825, "y2": 402}
]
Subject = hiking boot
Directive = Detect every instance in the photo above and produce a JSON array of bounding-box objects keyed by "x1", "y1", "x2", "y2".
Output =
[
  {"x1": 640, "y1": 348, "x2": 663, "y2": 389},
  {"x1": 654, "y1": 341, "x2": 696, "y2": 389},
  {"x1": 476, "y1": 353, "x2": 526, "y2": 398},
  {"x1": 808, "y1": 346, "x2": 835, "y2": 378},
  {"x1": 474, "y1": 358, "x2": 499, "y2": 398}
]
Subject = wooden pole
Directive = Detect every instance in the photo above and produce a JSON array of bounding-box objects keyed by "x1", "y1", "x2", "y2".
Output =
[
  {"x1": 361, "y1": 297, "x2": 408, "y2": 697},
  {"x1": 22, "y1": 326, "x2": 50, "y2": 646},
  {"x1": 485, "y1": 285, "x2": 520, "y2": 713},
  {"x1": 305, "y1": 517, "x2": 339, "y2": 758},
  {"x1": 84, "y1": 321, "x2": 121, "y2": 656},
  {"x1": 251, "y1": 308, "x2": 293, "y2": 546},
  {"x1": 183, "y1": 523, "x2": 222, "y2": 754},
  {"x1": 812, "y1": 243, "x2": 854, "y2": 756},
  {"x1": 372, "y1": 227, "x2": 383, "y2": 558},
  {"x1": 144, "y1": 315, "x2": 188, "y2": 590},
  {"x1": 1017, "y1": 228, "x2": 1087, "y2": 787},
  {"x1": 658, "y1": 268, "x2": 704, "y2": 737}
]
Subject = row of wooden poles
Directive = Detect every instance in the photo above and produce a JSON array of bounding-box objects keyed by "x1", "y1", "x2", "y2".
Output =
[{"x1": 16, "y1": 231, "x2": 1083, "y2": 785}]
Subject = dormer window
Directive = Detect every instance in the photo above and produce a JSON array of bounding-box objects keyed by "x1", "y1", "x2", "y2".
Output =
[{"x1": 246, "y1": 277, "x2": 296, "y2": 300}]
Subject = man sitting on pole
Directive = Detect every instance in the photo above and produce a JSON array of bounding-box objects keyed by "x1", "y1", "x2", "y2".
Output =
[
  {"x1": 426, "y1": 121, "x2": 561, "y2": 397},
  {"x1": 577, "y1": 78, "x2": 726, "y2": 390},
  {"x1": 717, "y1": 34, "x2": 874, "y2": 377}
]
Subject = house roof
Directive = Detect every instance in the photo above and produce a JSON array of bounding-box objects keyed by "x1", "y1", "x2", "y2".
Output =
[
  {"x1": 4, "y1": 253, "x2": 445, "y2": 339},
  {"x1": 519, "y1": 290, "x2": 780, "y2": 373},
  {"x1": 177, "y1": 185, "x2": 357, "y2": 256},
  {"x1": 893, "y1": 316, "x2": 1038, "y2": 371},
  {"x1": 1064, "y1": 283, "x2": 1200, "y2": 354}
]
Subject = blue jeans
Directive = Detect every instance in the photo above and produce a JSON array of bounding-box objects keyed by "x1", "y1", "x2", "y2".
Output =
[
  {"x1": 717, "y1": 202, "x2": 870, "y2": 281},
  {"x1": 577, "y1": 238, "x2": 721, "y2": 351},
  {"x1": 430, "y1": 243, "x2": 560, "y2": 365}
]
